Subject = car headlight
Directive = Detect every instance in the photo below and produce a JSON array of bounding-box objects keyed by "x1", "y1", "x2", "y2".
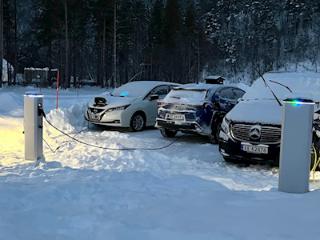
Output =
[
  {"x1": 106, "y1": 105, "x2": 130, "y2": 112},
  {"x1": 221, "y1": 117, "x2": 230, "y2": 135}
]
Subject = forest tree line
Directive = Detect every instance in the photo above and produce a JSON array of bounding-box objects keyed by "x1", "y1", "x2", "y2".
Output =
[{"x1": 1, "y1": 0, "x2": 320, "y2": 88}]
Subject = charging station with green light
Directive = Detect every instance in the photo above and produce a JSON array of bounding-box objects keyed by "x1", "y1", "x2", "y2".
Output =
[{"x1": 279, "y1": 98, "x2": 315, "y2": 193}]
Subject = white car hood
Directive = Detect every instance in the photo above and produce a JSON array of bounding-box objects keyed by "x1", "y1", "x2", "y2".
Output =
[
  {"x1": 226, "y1": 99, "x2": 282, "y2": 125},
  {"x1": 89, "y1": 94, "x2": 139, "y2": 109}
]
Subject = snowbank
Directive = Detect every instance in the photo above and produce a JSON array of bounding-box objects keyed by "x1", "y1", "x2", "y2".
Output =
[
  {"x1": 46, "y1": 104, "x2": 88, "y2": 133},
  {"x1": 0, "y1": 91, "x2": 23, "y2": 117}
]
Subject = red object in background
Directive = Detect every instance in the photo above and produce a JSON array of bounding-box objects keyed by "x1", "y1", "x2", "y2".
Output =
[{"x1": 56, "y1": 71, "x2": 60, "y2": 110}]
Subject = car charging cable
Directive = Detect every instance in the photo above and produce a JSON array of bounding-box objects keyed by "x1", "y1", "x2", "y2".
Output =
[
  {"x1": 39, "y1": 108, "x2": 181, "y2": 151},
  {"x1": 311, "y1": 145, "x2": 320, "y2": 180},
  {"x1": 43, "y1": 128, "x2": 87, "y2": 153}
]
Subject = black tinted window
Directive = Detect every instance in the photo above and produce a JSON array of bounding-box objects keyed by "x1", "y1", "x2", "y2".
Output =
[
  {"x1": 149, "y1": 85, "x2": 170, "y2": 99},
  {"x1": 206, "y1": 89, "x2": 215, "y2": 101},
  {"x1": 220, "y1": 88, "x2": 235, "y2": 99},
  {"x1": 233, "y1": 89, "x2": 245, "y2": 99},
  {"x1": 168, "y1": 85, "x2": 177, "y2": 91}
]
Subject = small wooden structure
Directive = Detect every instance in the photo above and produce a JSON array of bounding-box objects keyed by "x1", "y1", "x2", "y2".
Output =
[
  {"x1": 205, "y1": 75, "x2": 225, "y2": 85},
  {"x1": 24, "y1": 67, "x2": 59, "y2": 87}
]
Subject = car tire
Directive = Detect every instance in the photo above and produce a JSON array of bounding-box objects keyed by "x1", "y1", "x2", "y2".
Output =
[
  {"x1": 160, "y1": 128, "x2": 177, "y2": 138},
  {"x1": 223, "y1": 156, "x2": 236, "y2": 163},
  {"x1": 130, "y1": 112, "x2": 146, "y2": 132}
]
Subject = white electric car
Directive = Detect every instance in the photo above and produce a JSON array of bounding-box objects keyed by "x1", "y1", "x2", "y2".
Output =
[{"x1": 85, "y1": 81, "x2": 179, "y2": 131}]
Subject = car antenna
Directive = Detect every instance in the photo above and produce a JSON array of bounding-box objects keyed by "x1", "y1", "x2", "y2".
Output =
[
  {"x1": 269, "y1": 80, "x2": 293, "y2": 93},
  {"x1": 255, "y1": 68, "x2": 282, "y2": 106}
]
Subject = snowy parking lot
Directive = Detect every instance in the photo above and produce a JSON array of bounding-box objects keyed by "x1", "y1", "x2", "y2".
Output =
[{"x1": 1, "y1": 86, "x2": 320, "y2": 240}]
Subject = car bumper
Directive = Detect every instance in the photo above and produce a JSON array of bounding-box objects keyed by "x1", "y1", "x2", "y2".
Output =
[
  {"x1": 218, "y1": 132, "x2": 280, "y2": 163},
  {"x1": 85, "y1": 109, "x2": 124, "y2": 127},
  {"x1": 156, "y1": 118, "x2": 209, "y2": 135}
]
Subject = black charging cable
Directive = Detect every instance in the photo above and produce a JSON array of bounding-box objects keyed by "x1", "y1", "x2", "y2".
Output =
[
  {"x1": 39, "y1": 108, "x2": 181, "y2": 151},
  {"x1": 43, "y1": 128, "x2": 88, "y2": 153}
]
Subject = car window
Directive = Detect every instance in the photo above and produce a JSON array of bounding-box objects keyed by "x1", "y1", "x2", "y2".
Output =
[
  {"x1": 233, "y1": 88, "x2": 245, "y2": 99},
  {"x1": 148, "y1": 85, "x2": 170, "y2": 99},
  {"x1": 220, "y1": 88, "x2": 236, "y2": 100},
  {"x1": 164, "y1": 89, "x2": 208, "y2": 104},
  {"x1": 206, "y1": 88, "x2": 216, "y2": 101}
]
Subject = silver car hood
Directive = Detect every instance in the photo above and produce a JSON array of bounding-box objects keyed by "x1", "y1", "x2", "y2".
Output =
[
  {"x1": 89, "y1": 94, "x2": 140, "y2": 109},
  {"x1": 226, "y1": 99, "x2": 282, "y2": 125}
]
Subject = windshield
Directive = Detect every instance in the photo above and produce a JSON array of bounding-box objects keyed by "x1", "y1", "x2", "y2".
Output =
[
  {"x1": 164, "y1": 89, "x2": 208, "y2": 104},
  {"x1": 243, "y1": 74, "x2": 320, "y2": 101},
  {"x1": 243, "y1": 80, "x2": 289, "y2": 101},
  {"x1": 111, "y1": 82, "x2": 150, "y2": 97}
]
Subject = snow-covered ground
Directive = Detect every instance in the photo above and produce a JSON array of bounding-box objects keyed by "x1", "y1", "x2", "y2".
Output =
[{"x1": 1, "y1": 81, "x2": 320, "y2": 240}]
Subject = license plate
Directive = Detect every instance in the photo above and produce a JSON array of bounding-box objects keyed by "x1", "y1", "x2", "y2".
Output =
[
  {"x1": 166, "y1": 114, "x2": 185, "y2": 121},
  {"x1": 90, "y1": 113, "x2": 100, "y2": 121},
  {"x1": 241, "y1": 143, "x2": 268, "y2": 154}
]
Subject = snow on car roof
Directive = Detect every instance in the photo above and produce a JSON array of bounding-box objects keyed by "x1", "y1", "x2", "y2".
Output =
[
  {"x1": 174, "y1": 83, "x2": 235, "y2": 91},
  {"x1": 176, "y1": 83, "x2": 217, "y2": 91},
  {"x1": 205, "y1": 75, "x2": 224, "y2": 80},
  {"x1": 128, "y1": 81, "x2": 178, "y2": 90},
  {"x1": 112, "y1": 81, "x2": 179, "y2": 97}
]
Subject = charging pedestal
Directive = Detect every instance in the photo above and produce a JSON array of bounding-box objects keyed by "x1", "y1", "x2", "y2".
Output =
[
  {"x1": 279, "y1": 98, "x2": 314, "y2": 193},
  {"x1": 24, "y1": 93, "x2": 44, "y2": 161}
]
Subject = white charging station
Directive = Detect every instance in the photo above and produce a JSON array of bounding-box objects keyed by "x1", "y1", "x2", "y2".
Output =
[
  {"x1": 279, "y1": 98, "x2": 314, "y2": 193},
  {"x1": 24, "y1": 93, "x2": 44, "y2": 161}
]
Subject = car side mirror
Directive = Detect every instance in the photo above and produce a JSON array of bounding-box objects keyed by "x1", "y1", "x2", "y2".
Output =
[{"x1": 149, "y1": 95, "x2": 160, "y2": 101}]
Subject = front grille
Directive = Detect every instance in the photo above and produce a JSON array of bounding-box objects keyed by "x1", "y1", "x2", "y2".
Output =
[
  {"x1": 185, "y1": 112, "x2": 196, "y2": 121},
  {"x1": 231, "y1": 123, "x2": 281, "y2": 144},
  {"x1": 89, "y1": 108, "x2": 105, "y2": 114}
]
